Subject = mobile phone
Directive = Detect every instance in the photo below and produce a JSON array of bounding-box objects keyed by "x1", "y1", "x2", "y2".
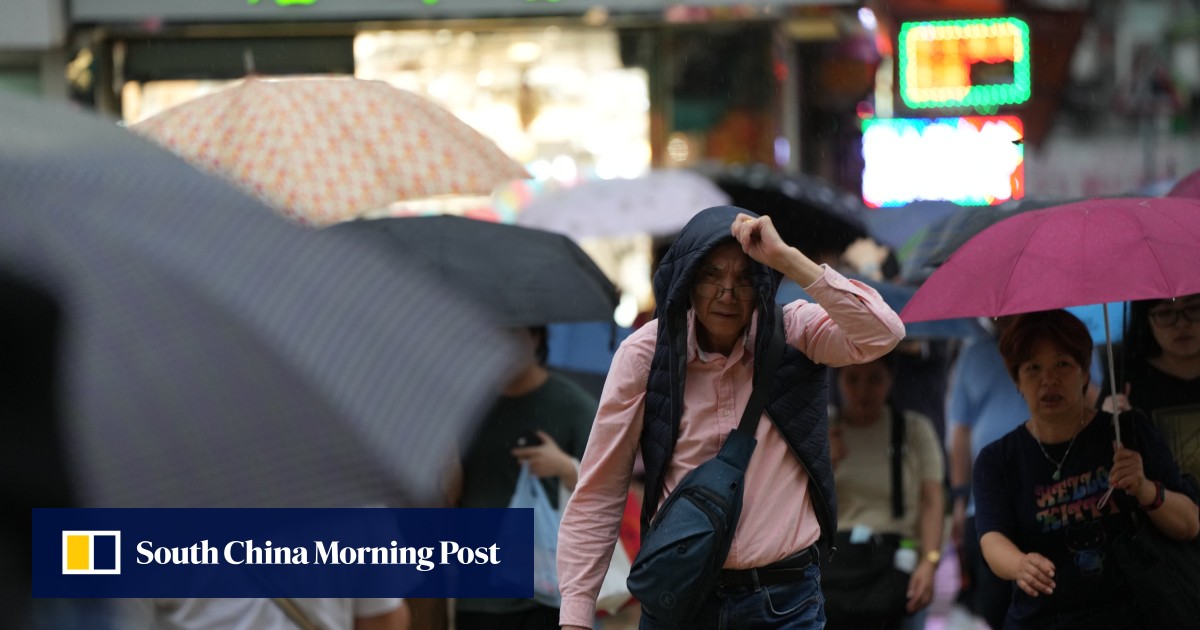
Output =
[{"x1": 515, "y1": 431, "x2": 543, "y2": 447}]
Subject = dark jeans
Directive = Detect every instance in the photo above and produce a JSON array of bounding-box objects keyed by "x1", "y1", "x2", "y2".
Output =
[
  {"x1": 959, "y1": 516, "x2": 1011, "y2": 630},
  {"x1": 639, "y1": 564, "x2": 825, "y2": 630},
  {"x1": 455, "y1": 603, "x2": 560, "y2": 630}
]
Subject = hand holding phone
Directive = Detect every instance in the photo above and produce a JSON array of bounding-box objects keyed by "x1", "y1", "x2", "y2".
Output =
[{"x1": 515, "y1": 430, "x2": 544, "y2": 448}]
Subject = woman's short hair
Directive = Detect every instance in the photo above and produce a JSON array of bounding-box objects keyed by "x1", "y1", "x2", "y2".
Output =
[{"x1": 997, "y1": 310, "x2": 1093, "y2": 383}]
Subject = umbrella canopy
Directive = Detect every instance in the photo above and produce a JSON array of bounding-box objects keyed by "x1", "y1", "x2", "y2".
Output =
[
  {"x1": 515, "y1": 170, "x2": 729, "y2": 241},
  {"x1": 700, "y1": 164, "x2": 871, "y2": 257},
  {"x1": 899, "y1": 197, "x2": 1070, "y2": 284},
  {"x1": 132, "y1": 76, "x2": 529, "y2": 227},
  {"x1": 1167, "y1": 167, "x2": 1200, "y2": 199},
  {"x1": 0, "y1": 89, "x2": 520, "y2": 510},
  {"x1": 777, "y1": 277, "x2": 986, "y2": 340},
  {"x1": 899, "y1": 196, "x2": 1200, "y2": 443},
  {"x1": 900, "y1": 197, "x2": 1200, "y2": 322},
  {"x1": 332, "y1": 216, "x2": 620, "y2": 327},
  {"x1": 864, "y1": 200, "x2": 963, "y2": 251}
]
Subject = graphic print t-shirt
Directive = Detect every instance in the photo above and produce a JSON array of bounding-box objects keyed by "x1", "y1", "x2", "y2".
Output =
[{"x1": 973, "y1": 412, "x2": 1189, "y2": 627}]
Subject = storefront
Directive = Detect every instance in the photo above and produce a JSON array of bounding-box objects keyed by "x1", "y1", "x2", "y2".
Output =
[
  {"x1": 70, "y1": 0, "x2": 861, "y2": 322},
  {"x1": 71, "y1": 0, "x2": 857, "y2": 170}
]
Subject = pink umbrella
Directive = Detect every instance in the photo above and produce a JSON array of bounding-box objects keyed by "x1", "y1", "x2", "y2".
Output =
[
  {"x1": 1167, "y1": 168, "x2": 1200, "y2": 199},
  {"x1": 900, "y1": 196, "x2": 1200, "y2": 444}
]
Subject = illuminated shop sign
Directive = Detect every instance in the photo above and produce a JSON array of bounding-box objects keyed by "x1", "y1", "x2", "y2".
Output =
[
  {"x1": 861, "y1": 116, "x2": 1024, "y2": 207},
  {"x1": 899, "y1": 18, "x2": 1030, "y2": 109}
]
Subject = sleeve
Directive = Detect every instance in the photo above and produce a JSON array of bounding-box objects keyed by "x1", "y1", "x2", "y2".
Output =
[
  {"x1": 907, "y1": 411, "x2": 946, "y2": 483},
  {"x1": 947, "y1": 341, "x2": 982, "y2": 431},
  {"x1": 973, "y1": 440, "x2": 1017, "y2": 540},
  {"x1": 784, "y1": 265, "x2": 905, "y2": 367},
  {"x1": 556, "y1": 331, "x2": 651, "y2": 627},
  {"x1": 1134, "y1": 415, "x2": 1198, "y2": 502}
]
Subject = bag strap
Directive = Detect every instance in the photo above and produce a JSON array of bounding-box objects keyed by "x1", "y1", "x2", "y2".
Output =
[
  {"x1": 271, "y1": 598, "x2": 323, "y2": 630},
  {"x1": 735, "y1": 304, "x2": 786, "y2": 436},
  {"x1": 888, "y1": 400, "x2": 907, "y2": 519}
]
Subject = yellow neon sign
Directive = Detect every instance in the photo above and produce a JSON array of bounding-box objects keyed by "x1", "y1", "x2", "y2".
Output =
[{"x1": 899, "y1": 18, "x2": 1031, "y2": 109}]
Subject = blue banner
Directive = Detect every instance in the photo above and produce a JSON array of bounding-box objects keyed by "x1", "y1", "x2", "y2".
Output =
[{"x1": 33, "y1": 508, "x2": 534, "y2": 598}]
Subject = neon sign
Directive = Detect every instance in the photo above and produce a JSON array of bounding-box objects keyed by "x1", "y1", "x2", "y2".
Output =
[
  {"x1": 899, "y1": 18, "x2": 1030, "y2": 109},
  {"x1": 861, "y1": 116, "x2": 1024, "y2": 207}
]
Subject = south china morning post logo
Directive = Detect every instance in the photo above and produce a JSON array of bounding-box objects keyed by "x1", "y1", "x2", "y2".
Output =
[
  {"x1": 62, "y1": 531, "x2": 121, "y2": 575},
  {"x1": 34, "y1": 508, "x2": 534, "y2": 598}
]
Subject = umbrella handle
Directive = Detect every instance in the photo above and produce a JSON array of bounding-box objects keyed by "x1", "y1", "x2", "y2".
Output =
[{"x1": 1103, "y1": 303, "x2": 1122, "y2": 447}]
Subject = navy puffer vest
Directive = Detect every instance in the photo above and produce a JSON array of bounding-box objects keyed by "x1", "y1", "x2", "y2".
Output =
[{"x1": 639, "y1": 205, "x2": 837, "y2": 552}]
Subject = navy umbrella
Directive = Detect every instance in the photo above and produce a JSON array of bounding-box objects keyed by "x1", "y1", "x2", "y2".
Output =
[
  {"x1": 700, "y1": 164, "x2": 871, "y2": 258},
  {"x1": 333, "y1": 216, "x2": 620, "y2": 327}
]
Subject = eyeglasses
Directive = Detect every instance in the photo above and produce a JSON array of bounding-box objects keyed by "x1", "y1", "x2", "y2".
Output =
[
  {"x1": 1147, "y1": 304, "x2": 1200, "y2": 327},
  {"x1": 695, "y1": 283, "x2": 756, "y2": 301}
]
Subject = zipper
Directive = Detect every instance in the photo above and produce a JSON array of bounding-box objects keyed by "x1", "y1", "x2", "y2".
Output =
[{"x1": 649, "y1": 484, "x2": 728, "y2": 532}]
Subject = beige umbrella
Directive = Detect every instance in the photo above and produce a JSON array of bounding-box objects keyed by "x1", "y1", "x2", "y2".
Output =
[{"x1": 132, "y1": 76, "x2": 529, "y2": 226}]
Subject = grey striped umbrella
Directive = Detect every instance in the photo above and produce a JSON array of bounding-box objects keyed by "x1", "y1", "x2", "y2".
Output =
[{"x1": 0, "y1": 90, "x2": 519, "y2": 510}]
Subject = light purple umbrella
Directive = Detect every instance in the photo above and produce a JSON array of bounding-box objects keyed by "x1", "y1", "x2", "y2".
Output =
[{"x1": 516, "y1": 170, "x2": 729, "y2": 241}]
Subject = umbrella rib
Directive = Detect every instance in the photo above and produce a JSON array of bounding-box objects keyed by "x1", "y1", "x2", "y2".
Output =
[
  {"x1": 1137, "y1": 203, "x2": 1197, "y2": 298},
  {"x1": 994, "y1": 213, "x2": 1048, "y2": 315}
]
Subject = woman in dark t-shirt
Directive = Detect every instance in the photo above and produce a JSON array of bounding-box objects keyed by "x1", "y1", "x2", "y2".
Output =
[
  {"x1": 974, "y1": 310, "x2": 1199, "y2": 629},
  {"x1": 1102, "y1": 294, "x2": 1200, "y2": 485}
]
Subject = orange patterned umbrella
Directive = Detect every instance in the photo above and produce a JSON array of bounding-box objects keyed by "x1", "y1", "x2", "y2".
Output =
[{"x1": 132, "y1": 76, "x2": 529, "y2": 226}]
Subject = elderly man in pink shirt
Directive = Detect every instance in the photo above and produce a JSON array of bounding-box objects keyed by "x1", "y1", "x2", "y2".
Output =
[{"x1": 557, "y1": 206, "x2": 904, "y2": 629}]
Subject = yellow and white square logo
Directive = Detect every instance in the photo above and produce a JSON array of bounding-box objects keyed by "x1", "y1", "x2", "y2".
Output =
[{"x1": 62, "y1": 531, "x2": 121, "y2": 575}]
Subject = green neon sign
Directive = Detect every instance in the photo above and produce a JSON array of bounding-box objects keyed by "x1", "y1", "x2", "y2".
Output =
[{"x1": 899, "y1": 17, "x2": 1031, "y2": 109}]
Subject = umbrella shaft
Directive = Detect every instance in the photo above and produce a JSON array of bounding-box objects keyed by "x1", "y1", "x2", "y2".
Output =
[{"x1": 1103, "y1": 304, "x2": 1122, "y2": 446}]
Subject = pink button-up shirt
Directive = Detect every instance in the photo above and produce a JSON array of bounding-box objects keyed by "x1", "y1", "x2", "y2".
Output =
[{"x1": 556, "y1": 266, "x2": 904, "y2": 627}]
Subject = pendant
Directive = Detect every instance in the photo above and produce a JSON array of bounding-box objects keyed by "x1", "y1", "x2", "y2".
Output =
[{"x1": 1052, "y1": 468, "x2": 1062, "y2": 481}]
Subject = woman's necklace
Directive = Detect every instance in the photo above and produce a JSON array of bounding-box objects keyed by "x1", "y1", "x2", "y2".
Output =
[{"x1": 1028, "y1": 414, "x2": 1086, "y2": 481}]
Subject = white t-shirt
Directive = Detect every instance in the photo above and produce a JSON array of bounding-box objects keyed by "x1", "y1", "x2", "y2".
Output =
[{"x1": 118, "y1": 597, "x2": 402, "y2": 629}]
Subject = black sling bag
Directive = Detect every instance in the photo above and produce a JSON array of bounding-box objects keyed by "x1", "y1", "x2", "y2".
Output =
[{"x1": 626, "y1": 306, "x2": 785, "y2": 627}]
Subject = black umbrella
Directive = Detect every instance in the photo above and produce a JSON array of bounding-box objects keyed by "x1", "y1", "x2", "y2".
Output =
[
  {"x1": 333, "y1": 216, "x2": 620, "y2": 327},
  {"x1": 899, "y1": 197, "x2": 1073, "y2": 283},
  {"x1": 700, "y1": 164, "x2": 870, "y2": 257},
  {"x1": 0, "y1": 90, "x2": 520, "y2": 511}
]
